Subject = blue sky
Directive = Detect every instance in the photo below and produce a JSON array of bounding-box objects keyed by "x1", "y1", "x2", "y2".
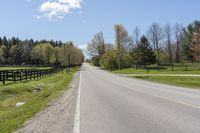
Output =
[{"x1": 0, "y1": 0, "x2": 199, "y2": 48}]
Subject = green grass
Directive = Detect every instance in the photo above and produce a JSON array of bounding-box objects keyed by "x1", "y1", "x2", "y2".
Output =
[
  {"x1": 134, "y1": 76, "x2": 200, "y2": 89},
  {"x1": 0, "y1": 67, "x2": 52, "y2": 70},
  {"x1": 0, "y1": 68, "x2": 79, "y2": 133},
  {"x1": 112, "y1": 64, "x2": 200, "y2": 74}
]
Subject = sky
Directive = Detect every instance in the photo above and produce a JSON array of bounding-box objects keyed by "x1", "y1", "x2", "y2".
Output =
[{"x1": 0, "y1": 0, "x2": 199, "y2": 49}]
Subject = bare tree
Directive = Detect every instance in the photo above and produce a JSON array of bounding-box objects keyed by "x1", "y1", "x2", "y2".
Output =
[
  {"x1": 147, "y1": 23, "x2": 164, "y2": 64},
  {"x1": 87, "y1": 32, "x2": 105, "y2": 57},
  {"x1": 164, "y1": 23, "x2": 173, "y2": 63},
  {"x1": 93, "y1": 32, "x2": 105, "y2": 56},
  {"x1": 174, "y1": 23, "x2": 183, "y2": 63},
  {"x1": 133, "y1": 27, "x2": 140, "y2": 46}
]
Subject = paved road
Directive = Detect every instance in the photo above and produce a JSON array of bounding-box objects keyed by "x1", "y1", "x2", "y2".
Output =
[{"x1": 77, "y1": 63, "x2": 200, "y2": 133}]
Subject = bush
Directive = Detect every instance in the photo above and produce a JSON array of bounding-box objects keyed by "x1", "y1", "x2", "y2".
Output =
[
  {"x1": 100, "y1": 51, "x2": 117, "y2": 69},
  {"x1": 92, "y1": 56, "x2": 101, "y2": 66}
]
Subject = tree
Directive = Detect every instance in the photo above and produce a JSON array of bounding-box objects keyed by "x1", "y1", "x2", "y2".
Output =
[
  {"x1": 174, "y1": 23, "x2": 183, "y2": 63},
  {"x1": 31, "y1": 44, "x2": 43, "y2": 64},
  {"x1": 87, "y1": 32, "x2": 105, "y2": 66},
  {"x1": 132, "y1": 35, "x2": 156, "y2": 65},
  {"x1": 60, "y1": 42, "x2": 84, "y2": 66},
  {"x1": 133, "y1": 27, "x2": 140, "y2": 46},
  {"x1": 54, "y1": 46, "x2": 61, "y2": 65},
  {"x1": 100, "y1": 50, "x2": 117, "y2": 69},
  {"x1": 164, "y1": 23, "x2": 173, "y2": 63},
  {"x1": 147, "y1": 23, "x2": 164, "y2": 64},
  {"x1": 0, "y1": 45, "x2": 7, "y2": 64},
  {"x1": 182, "y1": 20, "x2": 200, "y2": 62},
  {"x1": 9, "y1": 45, "x2": 18, "y2": 64},
  {"x1": 115, "y1": 24, "x2": 129, "y2": 69},
  {"x1": 41, "y1": 43, "x2": 56, "y2": 64},
  {"x1": 189, "y1": 33, "x2": 200, "y2": 62}
]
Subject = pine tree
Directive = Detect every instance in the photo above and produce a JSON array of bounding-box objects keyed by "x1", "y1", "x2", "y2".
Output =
[{"x1": 133, "y1": 35, "x2": 156, "y2": 65}]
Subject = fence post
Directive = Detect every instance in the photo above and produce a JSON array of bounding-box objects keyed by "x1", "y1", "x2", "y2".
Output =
[
  {"x1": 14, "y1": 70, "x2": 16, "y2": 83},
  {"x1": 33, "y1": 69, "x2": 35, "y2": 80},
  {"x1": 3, "y1": 71, "x2": 5, "y2": 85},
  {"x1": 20, "y1": 70, "x2": 22, "y2": 82}
]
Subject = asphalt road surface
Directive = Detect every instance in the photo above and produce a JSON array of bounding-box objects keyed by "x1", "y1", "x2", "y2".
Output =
[{"x1": 76, "y1": 63, "x2": 200, "y2": 133}]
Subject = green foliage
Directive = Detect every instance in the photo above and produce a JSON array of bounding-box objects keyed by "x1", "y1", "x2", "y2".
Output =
[
  {"x1": 131, "y1": 35, "x2": 156, "y2": 65},
  {"x1": 100, "y1": 51, "x2": 117, "y2": 69},
  {"x1": 92, "y1": 56, "x2": 101, "y2": 66},
  {"x1": 182, "y1": 20, "x2": 200, "y2": 61},
  {"x1": 0, "y1": 45, "x2": 7, "y2": 64},
  {"x1": 60, "y1": 43, "x2": 84, "y2": 66},
  {"x1": 0, "y1": 37, "x2": 84, "y2": 66}
]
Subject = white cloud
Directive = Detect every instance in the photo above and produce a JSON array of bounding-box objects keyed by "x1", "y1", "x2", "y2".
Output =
[
  {"x1": 38, "y1": 0, "x2": 82, "y2": 20},
  {"x1": 26, "y1": 0, "x2": 31, "y2": 2}
]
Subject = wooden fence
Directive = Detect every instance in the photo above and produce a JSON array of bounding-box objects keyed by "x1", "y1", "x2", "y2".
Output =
[{"x1": 0, "y1": 68, "x2": 58, "y2": 85}]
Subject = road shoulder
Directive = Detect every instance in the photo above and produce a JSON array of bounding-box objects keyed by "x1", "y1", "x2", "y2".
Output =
[{"x1": 14, "y1": 72, "x2": 80, "y2": 133}]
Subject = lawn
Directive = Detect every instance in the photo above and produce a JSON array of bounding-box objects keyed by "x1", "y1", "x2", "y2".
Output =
[
  {"x1": 0, "y1": 68, "x2": 78, "y2": 133},
  {"x1": 134, "y1": 76, "x2": 200, "y2": 89},
  {"x1": 112, "y1": 64, "x2": 200, "y2": 74}
]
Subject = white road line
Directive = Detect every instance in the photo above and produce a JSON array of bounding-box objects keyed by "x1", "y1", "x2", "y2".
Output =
[{"x1": 73, "y1": 72, "x2": 81, "y2": 133}]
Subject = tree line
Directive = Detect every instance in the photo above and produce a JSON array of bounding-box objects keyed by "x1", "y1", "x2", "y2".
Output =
[
  {"x1": 0, "y1": 37, "x2": 84, "y2": 66},
  {"x1": 87, "y1": 20, "x2": 200, "y2": 69}
]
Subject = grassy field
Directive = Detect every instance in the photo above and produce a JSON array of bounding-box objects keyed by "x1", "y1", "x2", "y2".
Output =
[
  {"x1": 134, "y1": 76, "x2": 200, "y2": 89},
  {"x1": 112, "y1": 64, "x2": 200, "y2": 74},
  {"x1": 111, "y1": 64, "x2": 200, "y2": 89},
  {"x1": 0, "y1": 68, "x2": 78, "y2": 133},
  {"x1": 0, "y1": 67, "x2": 52, "y2": 70}
]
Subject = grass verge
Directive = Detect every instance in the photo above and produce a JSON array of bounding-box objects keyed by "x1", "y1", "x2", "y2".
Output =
[
  {"x1": 112, "y1": 63, "x2": 200, "y2": 74},
  {"x1": 134, "y1": 76, "x2": 200, "y2": 89},
  {"x1": 112, "y1": 68, "x2": 200, "y2": 74},
  {"x1": 0, "y1": 68, "x2": 78, "y2": 133}
]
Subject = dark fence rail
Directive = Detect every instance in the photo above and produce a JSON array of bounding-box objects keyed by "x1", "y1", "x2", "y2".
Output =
[
  {"x1": 0, "y1": 64, "x2": 82, "y2": 85},
  {"x1": 0, "y1": 68, "x2": 59, "y2": 85}
]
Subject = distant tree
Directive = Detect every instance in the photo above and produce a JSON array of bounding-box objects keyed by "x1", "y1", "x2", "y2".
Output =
[
  {"x1": 132, "y1": 35, "x2": 156, "y2": 65},
  {"x1": 147, "y1": 23, "x2": 164, "y2": 64},
  {"x1": 174, "y1": 23, "x2": 183, "y2": 63},
  {"x1": 164, "y1": 23, "x2": 173, "y2": 63},
  {"x1": 105, "y1": 43, "x2": 114, "y2": 53},
  {"x1": 133, "y1": 27, "x2": 140, "y2": 46},
  {"x1": 41, "y1": 43, "x2": 56, "y2": 64},
  {"x1": 87, "y1": 32, "x2": 105, "y2": 66},
  {"x1": 100, "y1": 50, "x2": 117, "y2": 69},
  {"x1": 0, "y1": 37, "x2": 2, "y2": 46},
  {"x1": 2, "y1": 36, "x2": 8, "y2": 47},
  {"x1": 31, "y1": 44, "x2": 43, "y2": 64},
  {"x1": 9, "y1": 45, "x2": 18, "y2": 64},
  {"x1": 182, "y1": 20, "x2": 200, "y2": 62},
  {"x1": 0, "y1": 45, "x2": 7, "y2": 64},
  {"x1": 54, "y1": 46, "x2": 61, "y2": 65},
  {"x1": 115, "y1": 24, "x2": 129, "y2": 69},
  {"x1": 189, "y1": 33, "x2": 200, "y2": 62}
]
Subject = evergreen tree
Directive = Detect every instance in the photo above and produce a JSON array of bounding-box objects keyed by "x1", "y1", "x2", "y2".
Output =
[{"x1": 132, "y1": 35, "x2": 156, "y2": 65}]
